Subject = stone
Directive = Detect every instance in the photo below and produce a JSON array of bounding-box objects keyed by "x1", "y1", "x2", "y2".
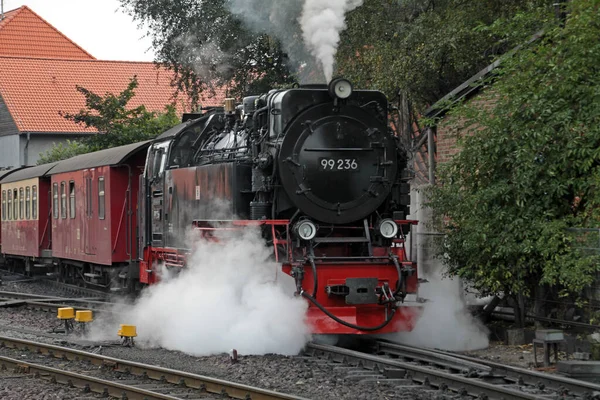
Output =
[
  {"x1": 506, "y1": 328, "x2": 526, "y2": 345},
  {"x1": 557, "y1": 361, "x2": 600, "y2": 383}
]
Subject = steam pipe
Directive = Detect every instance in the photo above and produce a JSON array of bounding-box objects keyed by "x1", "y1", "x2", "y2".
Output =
[
  {"x1": 308, "y1": 255, "x2": 317, "y2": 298},
  {"x1": 391, "y1": 256, "x2": 407, "y2": 300},
  {"x1": 301, "y1": 291, "x2": 396, "y2": 332}
]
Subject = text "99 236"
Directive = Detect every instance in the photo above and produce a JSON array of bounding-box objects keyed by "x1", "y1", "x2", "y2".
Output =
[{"x1": 319, "y1": 158, "x2": 359, "y2": 171}]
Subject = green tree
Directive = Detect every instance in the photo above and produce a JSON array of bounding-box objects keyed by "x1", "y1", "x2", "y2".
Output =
[
  {"x1": 119, "y1": 0, "x2": 297, "y2": 103},
  {"x1": 426, "y1": 0, "x2": 600, "y2": 326},
  {"x1": 37, "y1": 140, "x2": 89, "y2": 164},
  {"x1": 337, "y1": 0, "x2": 550, "y2": 112},
  {"x1": 38, "y1": 76, "x2": 180, "y2": 164}
]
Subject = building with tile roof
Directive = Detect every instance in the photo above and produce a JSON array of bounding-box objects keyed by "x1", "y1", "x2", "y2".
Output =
[
  {"x1": 0, "y1": 6, "x2": 95, "y2": 59},
  {"x1": 0, "y1": 6, "x2": 226, "y2": 168}
]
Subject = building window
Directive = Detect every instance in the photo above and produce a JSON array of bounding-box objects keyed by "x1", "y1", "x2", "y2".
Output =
[
  {"x1": 25, "y1": 187, "x2": 30, "y2": 220},
  {"x1": 53, "y1": 183, "x2": 58, "y2": 219},
  {"x1": 19, "y1": 188, "x2": 24, "y2": 220},
  {"x1": 13, "y1": 189, "x2": 17, "y2": 220},
  {"x1": 60, "y1": 181, "x2": 66, "y2": 219},
  {"x1": 32, "y1": 186, "x2": 37, "y2": 220},
  {"x1": 98, "y1": 177, "x2": 105, "y2": 220},
  {"x1": 1, "y1": 190, "x2": 5, "y2": 221},
  {"x1": 69, "y1": 181, "x2": 75, "y2": 219}
]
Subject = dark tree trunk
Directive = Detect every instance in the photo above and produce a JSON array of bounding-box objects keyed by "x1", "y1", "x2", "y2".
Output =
[
  {"x1": 533, "y1": 284, "x2": 546, "y2": 329},
  {"x1": 514, "y1": 293, "x2": 526, "y2": 328}
]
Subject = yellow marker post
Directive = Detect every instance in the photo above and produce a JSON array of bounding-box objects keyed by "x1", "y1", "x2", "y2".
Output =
[
  {"x1": 118, "y1": 324, "x2": 137, "y2": 346},
  {"x1": 75, "y1": 310, "x2": 93, "y2": 333},
  {"x1": 57, "y1": 307, "x2": 75, "y2": 333}
]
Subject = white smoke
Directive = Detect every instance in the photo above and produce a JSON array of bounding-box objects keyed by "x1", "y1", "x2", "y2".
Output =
[
  {"x1": 299, "y1": 0, "x2": 363, "y2": 82},
  {"x1": 394, "y1": 270, "x2": 489, "y2": 351},
  {"x1": 90, "y1": 227, "x2": 310, "y2": 356},
  {"x1": 227, "y1": 0, "x2": 362, "y2": 83}
]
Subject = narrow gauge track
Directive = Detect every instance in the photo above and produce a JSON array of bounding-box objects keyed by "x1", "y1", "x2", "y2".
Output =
[
  {"x1": 0, "y1": 335, "x2": 308, "y2": 400},
  {"x1": 0, "y1": 290, "x2": 115, "y2": 315},
  {"x1": 374, "y1": 340, "x2": 600, "y2": 398},
  {"x1": 305, "y1": 341, "x2": 600, "y2": 399},
  {"x1": 0, "y1": 267, "x2": 113, "y2": 299}
]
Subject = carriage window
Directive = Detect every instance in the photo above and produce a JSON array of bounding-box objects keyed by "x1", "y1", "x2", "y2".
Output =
[
  {"x1": 69, "y1": 181, "x2": 75, "y2": 219},
  {"x1": 32, "y1": 186, "x2": 37, "y2": 220},
  {"x1": 7, "y1": 190, "x2": 12, "y2": 220},
  {"x1": 13, "y1": 189, "x2": 17, "y2": 220},
  {"x1": 60, "y1": 182, "x2": 66, "y2": 219},
  {"x1": 25, "y1": 187, "x2": 30, "y2": 220},
  {"x1": 1, "y1": 190, "x2": 5, "y2": 221},
  {"x1": 19, "y1": 188, "x2": 24, "y2": 220},
  {"x1": 53, "y1": 183, "x2": 58, "y2": 219},
  {"x1": 98, "y1": 177, "x2": 105, "y2": 220}
]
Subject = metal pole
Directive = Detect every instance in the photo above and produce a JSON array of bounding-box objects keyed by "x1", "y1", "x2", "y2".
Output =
[
  {"x1": 1, "y1": 0, "x2": 4, "y2": 20},
  {"x1": 427, "y1": 126, "x2": 436, "y2": 184}
]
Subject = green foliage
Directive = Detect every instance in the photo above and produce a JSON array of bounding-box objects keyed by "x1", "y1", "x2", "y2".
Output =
[
  {"x1": 119, "y1": 0, "x2": 297, "y2": 103},
  {"x1": 38, "y1": 76, "x2": 179, "y2": 164},
  {"x1": 37, "y1": 140, "x2": 89, "y2": 164},
  {"x1": 337, "y1": 0, "x2": 551, "y2": 112},
  {"x1": 427, "y1": 0, "x2": 600, "y2": 300}
]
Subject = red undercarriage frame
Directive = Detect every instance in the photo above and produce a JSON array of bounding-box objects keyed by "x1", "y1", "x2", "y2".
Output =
[{"x1": 139, "y1": 219, "x2": 421, "y2": 335}]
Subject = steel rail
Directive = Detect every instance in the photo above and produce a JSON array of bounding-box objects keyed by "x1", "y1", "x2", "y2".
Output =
[
  {"x1": 0, "y1": 355, "x2": 180, "y2": 400},
  {"x1": 385, "y1": 341, "x2": 600, "y2": 397},
  {"x1": 0, "y1": 335, "x2": 308, "y2": 400},
  {"x1": 373, "y1": 340, "x2": 493, "y2": 373},
  {"x1": 306, "y1": 342, "x2": 567, "y2": 400}
]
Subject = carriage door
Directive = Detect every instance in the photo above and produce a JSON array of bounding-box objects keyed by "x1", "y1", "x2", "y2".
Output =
[
  {"x1": 147, "y1": 142, "x2": 169, "y2": 248},
  {"x1": 83, "y1": 169, "x2": 96, "y2": 255}
]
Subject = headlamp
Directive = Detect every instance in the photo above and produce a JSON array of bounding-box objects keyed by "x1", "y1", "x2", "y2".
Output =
[
  {"x1": 295, "y1": 220, "x2": 317, "y2": 241},
  {"x1": 328, "y1": 78, "x2": 353, "y2": 100},
  {"x1": 378, "y1": 219, "x2": 398, "y2": 239}
]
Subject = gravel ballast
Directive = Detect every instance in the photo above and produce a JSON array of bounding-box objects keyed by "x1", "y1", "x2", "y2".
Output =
[{"x1": 0, "y1": 280, "x2": 442, "y2": 399}]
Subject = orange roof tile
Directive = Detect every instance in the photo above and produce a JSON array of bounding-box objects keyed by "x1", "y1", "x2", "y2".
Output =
[
  {"x1": 0, "y1": 56, "x2": 226, "y2": 133},
  {"x1": 0, "y1": 6, "x2": 95, "y2": 59}
]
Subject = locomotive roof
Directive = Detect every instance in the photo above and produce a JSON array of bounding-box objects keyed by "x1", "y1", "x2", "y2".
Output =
[
  {"x1": 0, "y1": 163, "x2": 58, "y2": 183},
  {"x1": 50, "y1": 141, "x2": 152, "y2": 175},
  {"x1": 154, "y1": 120, "x2": 193, "y2": 140}
]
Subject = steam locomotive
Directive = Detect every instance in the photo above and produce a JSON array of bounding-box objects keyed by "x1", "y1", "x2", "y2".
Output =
[{"x1": 0, "y1": 78, "x2": 419, "y2": 335}]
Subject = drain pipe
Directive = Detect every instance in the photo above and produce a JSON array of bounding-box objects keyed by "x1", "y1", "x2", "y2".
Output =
[{"x1": 23, "y1": 132, "x2": 30, "y2": 166}]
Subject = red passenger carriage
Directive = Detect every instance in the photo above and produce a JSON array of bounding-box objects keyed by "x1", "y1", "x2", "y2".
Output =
[
  {"x1": 0, "y1": 164, "x2": 56, "y2": 273},
  {"x1": 49, "y1": 142, "x2": 149, "y2": 288}
]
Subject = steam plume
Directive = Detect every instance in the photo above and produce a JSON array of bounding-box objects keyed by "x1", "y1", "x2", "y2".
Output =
[
  {"x1": 90, "y1": 227, "x2": 310, "y2": 356},
  {"x1": 227, "y1": 0, "x2": 362, "y2": 83},
  {"x1": 299, "y1": 0, "x2": 363, "y2": 82}
]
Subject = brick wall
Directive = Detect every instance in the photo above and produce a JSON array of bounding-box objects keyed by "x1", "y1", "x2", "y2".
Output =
[{"x1": 435, "y1": 90, "x2": 498, "y2": 166}]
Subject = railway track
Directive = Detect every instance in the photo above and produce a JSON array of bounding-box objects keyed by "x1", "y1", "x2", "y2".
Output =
[
  {"x1": 0, "y1": 268, "x2": 116, "y2": 299},
  {"x1": 375, "y1": 340, "x2": 600, "y2": 398},
  {"x1": 0, "y1": 290, "x2": 115, "y2": 315},
  {"x1": 0, "y1": 335, "x2": 308, "y2": 400},
  {"x1": 305, "y1": 340, "x2": 600, "y2": 399}
]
